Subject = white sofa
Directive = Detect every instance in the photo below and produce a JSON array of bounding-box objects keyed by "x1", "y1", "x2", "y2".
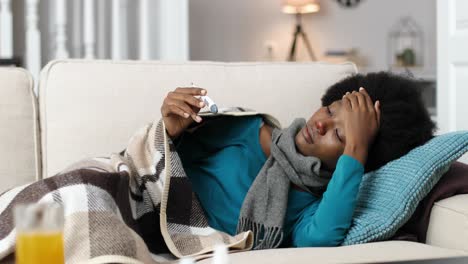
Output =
[{"x1": 1, "y1": 60, "x2": 468, "y2": 263}]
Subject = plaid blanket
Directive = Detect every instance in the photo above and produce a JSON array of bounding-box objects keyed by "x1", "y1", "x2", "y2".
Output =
[{"x1": 0, "y1": 118, "x2": 258, "y2": 263}]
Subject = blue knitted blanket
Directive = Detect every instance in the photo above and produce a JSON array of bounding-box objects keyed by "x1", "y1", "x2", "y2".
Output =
[{"x1": 342, "y1": 131, "x2": 468, "y2": 245}]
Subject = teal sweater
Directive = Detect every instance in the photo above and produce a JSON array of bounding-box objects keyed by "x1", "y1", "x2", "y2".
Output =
[{"x1": 176, "y1": 116, "x2": 363, "y2": 247}]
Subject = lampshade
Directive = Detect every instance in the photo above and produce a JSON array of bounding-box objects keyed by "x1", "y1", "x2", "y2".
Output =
[{"x1": 282, "y1": 0, "x2": 320, "y2": 14}]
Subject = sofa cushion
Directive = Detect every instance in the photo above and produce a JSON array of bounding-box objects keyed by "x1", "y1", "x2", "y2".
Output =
[
  {"x1": 0, "y1": 68, "x2": 40, "y2": 192},
  {"x1": 426, "y1": 194, "x2": 468, "y2": 252},
  {"x1": 38, "y1": 60, "x2": 357, "y2": 177},
  {"x1": 343, "y1": 131, "x2": 468, "y2": 245},
  {"x1": 197, "y1": 241, "x2": 466, "y2": 264}
]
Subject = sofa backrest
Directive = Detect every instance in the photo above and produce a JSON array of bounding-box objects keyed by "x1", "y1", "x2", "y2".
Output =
[
  {"x1": 38, "y1": 60, "x2": 357, "y2": 177},
  {"x1": 0, "y1": 67, "x2": 40, "y2": 192}
]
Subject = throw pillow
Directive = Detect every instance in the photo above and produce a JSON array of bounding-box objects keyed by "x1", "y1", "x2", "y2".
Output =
[{"x1": 342, "y1": 131, "x2": 468, "y2": 245}]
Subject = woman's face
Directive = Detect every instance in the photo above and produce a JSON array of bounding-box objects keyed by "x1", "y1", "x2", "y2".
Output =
[{"x1": 295, "y1": 100, "x2": 346, "y2": 170}]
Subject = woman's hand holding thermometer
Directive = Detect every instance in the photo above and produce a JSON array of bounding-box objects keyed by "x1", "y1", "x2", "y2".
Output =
[
  {"x1": 161, "y1": 86, "x2": 208, "y2": 139},
  {"x1": 200, "y1": 95, "x2": 218, "y2": 114},
  {"x1": 192, "y1": 83, "x2": 218, "y2": 114}
]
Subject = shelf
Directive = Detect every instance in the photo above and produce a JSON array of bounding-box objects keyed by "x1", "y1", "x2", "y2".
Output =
[{"x1": 358, "y1": 66, "x2": 436, "y2": 81}]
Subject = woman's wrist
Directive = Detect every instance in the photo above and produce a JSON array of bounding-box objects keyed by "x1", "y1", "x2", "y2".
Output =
[{"x1": 343, "y1": 143, "x2": 368, "y2": 166}]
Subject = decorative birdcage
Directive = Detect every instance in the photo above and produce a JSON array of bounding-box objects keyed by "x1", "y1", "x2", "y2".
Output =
[{"x1": 388, "y1": 17, "x2": 424, "y2": 68}]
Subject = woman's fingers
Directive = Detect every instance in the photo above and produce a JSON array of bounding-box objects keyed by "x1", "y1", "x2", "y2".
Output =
[
  {"x1": 342, "y1": 93, "x2": 352, "y2": 110},
  {"x1": 352, "y1": 90, "x2": 367, "y2": 110},
  {"x1": 343, "y1": 88, "x2": 380, "y2": 131},
  {"x1": 162, "y1": 87, "x2": 208, "y2": 139},
  {"x1": 164, "y1": 98, "x2": 203, "y2": 122},
  {"x1": 357, "y1": 87, "x2": 380, "y2": 128},
  {"x1": 374, "y1": 100, "x2": 381, "y2": 127},
  {"x1": 168, "y1": 91, "x2": 205, "y2": 109},
  {"x1": 163, "y1": 87, "x2": 209, "y2": 123},
  {"x1": 161, "y1": 102, "x2": 186, "y2": 118},
  {"x1": 163, "y1": 98, "x2": 193, "y2": 117},
  {"x1": 168, "y1": 104, "x2": 190, "y2": 119},
  {"x1": 174, "y1": 87, "x2": 207, "y2": 95},
  {"x1": 359, "y1": 87, "x2": 375, "y2": 111},
  {"x1": 344, "y1": 91, "x2": 359, "y2": 109}
]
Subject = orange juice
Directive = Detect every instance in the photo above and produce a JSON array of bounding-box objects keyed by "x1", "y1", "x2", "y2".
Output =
[{"x1": 16, "y1": 231, "x2": 64, "y2": 264}]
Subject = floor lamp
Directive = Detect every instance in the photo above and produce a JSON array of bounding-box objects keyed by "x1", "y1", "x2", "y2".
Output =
[{"x1": 282, "y1": 0, "x2": 319, "y2": 61}]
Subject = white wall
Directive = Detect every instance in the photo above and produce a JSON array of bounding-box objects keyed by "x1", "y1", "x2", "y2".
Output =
[{"x1": 189, "y1": 0, "x2": 436, "y2": 71}]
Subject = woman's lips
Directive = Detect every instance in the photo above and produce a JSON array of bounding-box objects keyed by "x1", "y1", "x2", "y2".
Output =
[{"x1": 302, "y1": 125, "x2": 313, "y2": 144}]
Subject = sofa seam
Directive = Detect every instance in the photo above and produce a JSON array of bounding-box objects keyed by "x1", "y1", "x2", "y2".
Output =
[
  {"x1": 38, "y1": 60, "x2": 63, "y2": 178},
  {"x1": 433, "y1": 202, "x2": 468, "y2": 216},
  {"x1": 9, "y1": 68, "x2": 41, "y2": 182},
  {"x1": 41, "y1": 59, "x2": 357, "y2": 68}
]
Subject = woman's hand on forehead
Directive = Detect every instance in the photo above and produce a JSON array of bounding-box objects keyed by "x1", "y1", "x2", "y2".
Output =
[{"x1": 340, "y1": 87, "x2": 381, "y2": 165}]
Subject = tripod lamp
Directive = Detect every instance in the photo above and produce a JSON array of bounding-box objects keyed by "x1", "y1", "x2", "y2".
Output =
[{"x1": 282, "y1": 0, "x2": 319, "y2": 61}]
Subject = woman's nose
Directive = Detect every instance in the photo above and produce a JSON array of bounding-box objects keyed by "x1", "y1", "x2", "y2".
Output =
[{"x1": 314, "y1": 120, "x2": 327, "y2": 136}]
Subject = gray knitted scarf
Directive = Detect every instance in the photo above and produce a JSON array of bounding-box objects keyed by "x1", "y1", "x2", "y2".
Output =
[{"x1": 236, "y1": 118, "x2": 332, "y2": 249}]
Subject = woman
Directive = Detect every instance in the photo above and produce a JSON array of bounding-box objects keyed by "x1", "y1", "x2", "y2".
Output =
[{"x1": 161, "y1": 72, "x2": 435, "y2": 248}]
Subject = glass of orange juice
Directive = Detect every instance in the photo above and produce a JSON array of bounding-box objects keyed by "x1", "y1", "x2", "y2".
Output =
[{"x1": 14, "y1": 203, "x2": 65, "y2": 264}]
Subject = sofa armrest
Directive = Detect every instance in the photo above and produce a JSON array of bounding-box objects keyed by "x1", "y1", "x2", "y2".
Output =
[
  {"x1": 426, "y1": 194, "x2": 468, "y2": 252},
  {"x1": 0, "y1": 67, "x2": 40, "y2": 193}
]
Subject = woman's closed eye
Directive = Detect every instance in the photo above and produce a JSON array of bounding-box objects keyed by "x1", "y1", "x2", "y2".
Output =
[{"x1": 326, "y1": 106, "x2": 344, "y2": 143}]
